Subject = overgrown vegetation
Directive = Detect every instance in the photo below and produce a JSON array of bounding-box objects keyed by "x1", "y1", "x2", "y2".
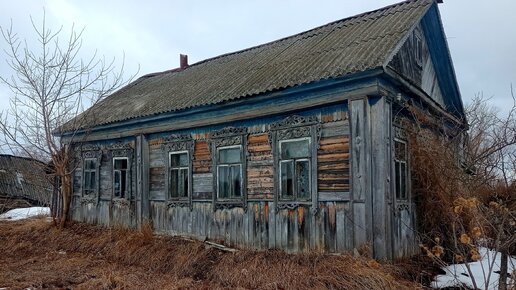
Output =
[
  {"x1": 407, "y1": 94, "x2": 516, "y2": 289},
  {"x1": 0, "y1": 218, "x2": 424, "y2": 289}
]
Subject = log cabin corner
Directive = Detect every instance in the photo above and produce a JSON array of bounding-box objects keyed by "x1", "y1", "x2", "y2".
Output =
[{"x1": 57, "y1": 0, "x2": 466, "y2": 260}]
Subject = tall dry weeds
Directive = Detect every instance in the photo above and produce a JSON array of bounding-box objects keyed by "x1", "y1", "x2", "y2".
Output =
[{"x1": 0, "y1": 218, "x2": 423, "y2": 289}]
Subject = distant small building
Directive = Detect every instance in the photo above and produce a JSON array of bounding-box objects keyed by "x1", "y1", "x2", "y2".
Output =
[
  {"x1": 0, "y1": 154, "x2": 53, "y2": 212},
  {"x1": 59, "y1": 0, "x2": 466, "y2": 259}
]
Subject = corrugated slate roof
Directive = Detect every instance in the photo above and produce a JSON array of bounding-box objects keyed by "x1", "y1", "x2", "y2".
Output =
[{"x1": 65, "y1": 0, "x2": 433, "y2": 131}]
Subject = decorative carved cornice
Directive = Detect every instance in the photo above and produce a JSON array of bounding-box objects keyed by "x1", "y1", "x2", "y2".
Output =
[
  {"x1": 163, "y1": 134, "x2": 192, "y2": 143},
  {"x1": 210, "y1": 127, "x2": 247, "y2": 139},
  {"x1": 277, "y1": 126, "x2": 311, "y2": 140},
  {"x1": 213, "y1": 135, "x2": 243, "y2": 147},
  {"x1": 106, "y1": 141, "x2": 132, "y2": 150},
  {"x1": 81, "y1": 144, "x2": 101, "y2": 151},
  {"x1": 107, "y1": 141, "x2": 133, "y2": 158},
  {"x1": 394, "y1": 126, "x2": 407, "y2": 140},
  {"x1": 270, "y1": 115, "x2": 318, "y2": 131}
]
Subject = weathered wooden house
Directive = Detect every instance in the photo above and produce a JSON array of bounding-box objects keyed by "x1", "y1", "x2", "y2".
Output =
[{"x1": 60, "y1": 0, "x2": 466, "y2": 259}]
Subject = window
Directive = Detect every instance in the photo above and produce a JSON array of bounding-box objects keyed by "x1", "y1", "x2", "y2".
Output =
[
  {"x1": 394, "y1": 140, "x2": 408, "y2": 200},
  {"x1": 279, "y1": 138, "x2": 311, "y2": 200},
  {"x1": 83, "y1": 158, "x2": 97, "y2": 195},
  {"x1": 169, "y1": 151, "x2": 189, "y2": 198},
  {"x1": 217, "y1": 146, "x2": 242, "y2": 199},
  {"x1": 113, "y1": 157, "x2": 129, "y2": 198}
]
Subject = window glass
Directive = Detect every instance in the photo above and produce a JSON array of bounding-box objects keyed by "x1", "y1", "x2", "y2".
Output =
[
  {"x1": 170, "y1": 152, "x2": 188, "y2": 167},
  {"x1": 296, "y1": 160, "x2": 310, "y2": 199},
  {"x1": 280, "y1": 161, "x2": 294, "y2": 198},
  {"x1": 281, "y1": 139, "x2": 310, "y2": 159},
  {"x1": 394, "y1": 140, "x2": 408, "y2": 200},
  {"x1": 114, "y1": 159, "x2": 128, "y2": 170},
  {"x1": 218, "y1": 147, "x2": 241, "y2": 163},
  {"x1": 217, "y1": 146, "x2": 242, "y2": 199},
  {"x1": 113, "y1": 158, "x2": 128, "y2": 198},
  {"x1": 218, "y1": 166, "x2": 229, "y2": 198},
  {"x1": 83, "y1": 158, "x2": 97, "y2": 195}
]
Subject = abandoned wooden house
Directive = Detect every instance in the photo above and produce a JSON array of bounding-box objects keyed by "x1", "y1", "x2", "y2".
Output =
[{"x1": 59, "y1": 0, "x2": 466, "y2": 259}]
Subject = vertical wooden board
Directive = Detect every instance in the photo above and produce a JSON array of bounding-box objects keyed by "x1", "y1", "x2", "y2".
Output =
[
  {"x1": 268, "y1": 202, "x2": 276, "y2": 249},
  {"x1": 350, "y1": 99, "x2": 367, "y2": 202},
  {"x1": 243, "y1": 204, "x2": 249, "y2": 248},
  {"x1": 353, "y1": 202, "x2": 367, "y2": 249},
  {"x1": 262, "y1": 202, "x2": 269, "y2": 249},
  {"x1": 370, "y1": 96, "x2": 389, "y2": 259},
  {"x1": 336, "y1": 203, "x2": 347, "y2": 252}
]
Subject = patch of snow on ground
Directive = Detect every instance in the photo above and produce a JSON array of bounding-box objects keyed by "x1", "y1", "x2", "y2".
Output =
[
  {"x1": 0, "y1": 207, "x2": 50, "y2": 220},
  {"x1": 432, "y1": 247, "x2": 516, "y2": 290}
]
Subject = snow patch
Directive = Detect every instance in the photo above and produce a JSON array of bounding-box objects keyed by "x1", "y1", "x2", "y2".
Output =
[
  {"x1": 432, "y1": 247, "x2": 516, "y2": 290},
  {"x1": 0, "y1": 207, "x2": 50, "y2": 221}
]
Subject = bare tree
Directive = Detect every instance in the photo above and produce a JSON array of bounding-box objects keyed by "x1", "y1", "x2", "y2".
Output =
[{"x1": 0, "y1": 14, "x2": 135, "y2": 227}]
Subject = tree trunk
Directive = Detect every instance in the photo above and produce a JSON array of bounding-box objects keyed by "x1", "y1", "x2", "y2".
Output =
[
  {"x1": 498, "y1": 251, "x2": 508, "y2": 290},
  {"x1": 59, "y1": 172, "x2": 72, "y2": 228}
]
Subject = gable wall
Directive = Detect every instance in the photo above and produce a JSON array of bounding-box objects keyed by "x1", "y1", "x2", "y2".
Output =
[{"x1": 388, "y1": 23, "x2": 446, "y2": 107}]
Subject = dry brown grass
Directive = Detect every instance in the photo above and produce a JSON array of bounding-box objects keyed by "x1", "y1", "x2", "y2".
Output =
[{"x1": 0, "y1": 218, "x2": 424, "y2": 289}]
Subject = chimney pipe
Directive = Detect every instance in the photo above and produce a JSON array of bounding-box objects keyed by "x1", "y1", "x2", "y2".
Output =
[{"x1": 180, "y1": 54, "x2": 188, "y2": 69}]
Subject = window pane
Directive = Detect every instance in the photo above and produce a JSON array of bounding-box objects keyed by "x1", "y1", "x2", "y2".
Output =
[
  {"x1": 230, "y1": 165, "x2": 241, "y2": 198},
  {"x1": 281, "y1": 139, "x2": 310, "y2": 159},
  {"x1": 218, "y1": 166, "x2": 229, "y2": 198},
  {"x1": 114, "y1": 171, "x2": 121, "y2": 197},
  {"x1": 400, "y1": 162, "x2": 407, "y2": 199},
  {"x1": 395, "y1": 141, "x2": 407, "y2": 161},
  {"x1": 85, "y1": 159, "x2": 96, "y2": 170},
  {"x1": 120, "y1": 170, "x2": 127, "y2": 198},
  {"x1": 170, "y1": 168, "x2": 179, "y2": 198},
  {"x1": 218, "y1": 147, "x2": 241, "y2": 163},
  {"x1": 395, "y1": 162, "x2": 401, "y2": 199},
  {"x1": 114, "y1": 159, "x2": 128, "y2": 170},
  {"x1": 296, "y1": 160, "x2": 310, "y2": 199},
  {"x1": 170, "y1": 153, "x2": 188, "y2": 167},
  {"x1": 280, "y1": 161, "x2": 294, "y2": 198},
  {"x1": 180, "y1": 168, "x2": 188, "y2": 198}
]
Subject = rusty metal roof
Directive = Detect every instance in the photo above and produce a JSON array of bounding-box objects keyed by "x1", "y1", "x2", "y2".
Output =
[{"x1": 65, "y1": 0, "x2": 433, "y2": 131}]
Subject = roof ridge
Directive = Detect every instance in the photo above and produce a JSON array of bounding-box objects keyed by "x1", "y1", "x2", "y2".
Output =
[{"x1": 170, "y1": 0, "x2": 432, "y2": 73}]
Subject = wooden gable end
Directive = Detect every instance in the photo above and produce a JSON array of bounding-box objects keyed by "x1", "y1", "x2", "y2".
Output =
[
  {"x1": 387, "y1": 23, "x2": 446, "y2": 108},
  {"x1": 387, "y1": 3, "x2": 465, "y2": 119}
]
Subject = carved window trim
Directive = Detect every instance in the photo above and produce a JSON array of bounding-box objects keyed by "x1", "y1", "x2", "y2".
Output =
[
  {"x1": 107, "y1": 141, "x2": 134, "y2": 201},
  {"x1": 161, "y1": 134, "x2": 194, "y2": 209},
  {"x1": 269, "y1": 115, "x2": 321, "y2": 213},
  {"x1": 80, "y1": 144, "x2": 102, "y2": 202},
  {"x1": 209, "y1": 127, "x2": 247, "y2": 211}
]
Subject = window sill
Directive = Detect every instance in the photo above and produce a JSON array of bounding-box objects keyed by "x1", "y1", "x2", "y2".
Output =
[
  {"x1": 80, "y1": 196, "x2": 97, "y2": 204},
  {"x1": 167, "y1": 199, "x2": 190, "y2": 208},
  {"x1": 214, "y1": 200, "x2": 246, "y2": 211},
  {"x1": 112, "y1": 198, "x2": 130, "y2": 206}
]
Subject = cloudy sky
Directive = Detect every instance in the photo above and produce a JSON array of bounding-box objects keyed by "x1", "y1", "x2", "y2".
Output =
[{"x1": 0, "y1": 0, "x2": 515, "y2": 114}]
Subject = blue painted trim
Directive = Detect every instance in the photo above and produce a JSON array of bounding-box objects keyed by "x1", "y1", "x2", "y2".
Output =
[
  {"x1": 63, "y1": 69, "x2": 382, "y2": 138},
  {"x1": 147, "y1": 102, "x2": 348, "y2": 140},
  {"x1": 421, "y1": 3, "x2": 464, "y2": 118}
]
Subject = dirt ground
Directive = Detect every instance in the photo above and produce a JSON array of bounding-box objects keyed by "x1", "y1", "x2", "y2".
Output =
[{"x1": 0, "y1": 218, "x2": 429, "y2": 289}]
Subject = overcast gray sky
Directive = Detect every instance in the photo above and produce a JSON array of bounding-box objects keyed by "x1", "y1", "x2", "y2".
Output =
[{"x1": 0, "y1": 0, "x2": 515, "y2": 115}]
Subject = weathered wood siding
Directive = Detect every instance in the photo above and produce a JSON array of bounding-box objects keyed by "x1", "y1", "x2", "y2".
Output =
[
  {"x1": 70, "y1": 140, "x2": 137, "y2": 228},
  {"x1": 388, "y1": 24, "x2": 445, "y2": 107},
  {"x1": 149, "y1": 201, "x2": 354, "y2": 252},
  {"x1": 67, "y1": 102, "x2": 417, "y2": 257},
  {"x1": 247, "y1": 134, "x2": 274, "y2": 200}
]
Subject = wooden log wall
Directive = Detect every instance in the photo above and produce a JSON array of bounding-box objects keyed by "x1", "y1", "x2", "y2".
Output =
[
  {"x1": 247, "y1": 134, "x2": 274, "y2": 200},
  {"x1": 68, "y1": 107, "x2": 367, "y2": 254}
]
